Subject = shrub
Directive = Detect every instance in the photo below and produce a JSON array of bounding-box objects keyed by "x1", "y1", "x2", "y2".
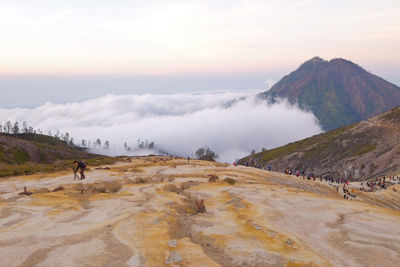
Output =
[
  {"x1": 224, "y1": 178, "x2": 236, "y2": 185},
  {"x1": 163, "y1": 184, "x2": 182, "y2": 194}
]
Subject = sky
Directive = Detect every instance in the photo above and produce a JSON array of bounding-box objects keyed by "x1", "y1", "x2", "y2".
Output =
[
  {"x1": 0, "y1": 0, "x2": 399, "y2": 160},
  {"x1": 0, "y1": 0, "x2": 399, "y2": 80}
]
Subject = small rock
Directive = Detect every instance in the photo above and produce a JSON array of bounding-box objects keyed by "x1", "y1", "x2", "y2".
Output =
[
  {"x1": 268, "y1": 231, "x2": 276, "y2": 237},
  {"x1": 286, "y1": 239, "x2": 293, "y2": 246},
  {"x1": 52, "y1": 186, "x2": 64, "y2": 192},
  {"x1": 150, "y1": 217, "x2": 159, "y2": 225},
  {"x1": 168, "y1": 240, "x2": 177, "y2": 248},
  {"x1": 165, "y1": 250, "x2": 182, "y2": 264},
  {"x1": 249, "y1": 222, "x2": 262, "y2": 230}
]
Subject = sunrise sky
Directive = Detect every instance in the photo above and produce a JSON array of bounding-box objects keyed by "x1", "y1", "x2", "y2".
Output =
[
  {"x1": 1, "y1": 0, "x2": 399, "y2": 159},
  {"x1": 1, "y1": 0, "x2": 399, "y2": 74},
  {"x1": 0, "y1": 0, "x2": 399, "y2": 107}
]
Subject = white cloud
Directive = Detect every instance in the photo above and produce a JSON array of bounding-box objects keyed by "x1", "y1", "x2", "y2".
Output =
[{"x1": 0, "y1": 92, "x2": 322, "y2": 163}]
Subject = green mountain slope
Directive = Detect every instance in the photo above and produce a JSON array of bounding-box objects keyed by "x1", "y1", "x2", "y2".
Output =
[
  {"x1": 0, "y1": 133, "x2": 115, "y2": 177},
  {"x1": 238, "y1": 106, "x2": 400, "y2": 181},
  {"x1": 259, "y1": 57, "x2": 400, "y2": 130}
]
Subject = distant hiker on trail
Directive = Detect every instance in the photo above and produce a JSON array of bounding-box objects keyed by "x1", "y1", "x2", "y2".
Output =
[
  {"x1": 187, "y1": 156, "x2": 190, "y2": 163},
  {"x1": 74, "y1": 161, "x2": 86, "y2": 180}
]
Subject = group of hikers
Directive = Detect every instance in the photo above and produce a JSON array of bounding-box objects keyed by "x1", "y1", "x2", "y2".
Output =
[
  {"x1": 360, "y1": 176, "x2": 399, "y2": 192},
  {"x1": 238, "y1": 161, "x2": 399, "y2": 199},
  {"x1": 239, "y1": 161, "x2": 271, "y2": 171}
]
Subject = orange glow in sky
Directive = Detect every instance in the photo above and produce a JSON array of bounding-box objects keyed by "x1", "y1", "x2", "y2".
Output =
[{"x1": 0, "y1": 0, "x2": 399, "y2": 75}]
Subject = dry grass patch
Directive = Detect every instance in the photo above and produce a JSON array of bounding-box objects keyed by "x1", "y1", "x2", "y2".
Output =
[
  {"x1": 224, "y1": 178, "x2": 237, "y2": 185},
  {"x1": 73, "y1": 181, "x2": 122, "y2": 194},
  {"x1": 163, "y1": 184, "x2": 183, "y2": 194}
]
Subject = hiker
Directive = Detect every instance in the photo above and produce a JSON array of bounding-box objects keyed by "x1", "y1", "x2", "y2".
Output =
[
  {"x1": 187, "y1": 156, "x2": 190, "y2": 163},
  {"x1": 74, "y1": 161, "x2": 86, "y2": 180}
]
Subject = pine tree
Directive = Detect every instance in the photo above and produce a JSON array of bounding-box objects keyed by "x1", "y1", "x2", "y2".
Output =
[
  {"x1": 95, "y1": 138, "x2": 101, "y2": 147},
  {"x1": 12, "y1": 122, "x2": 20, "y2": 134},
  {"x1": 22, "y1": 121, "x2": 28, "y2": 133},
  {"x1": 104, "y1": 140, "x2": 110, "y2": 150},
  {"x1": 64, "y1": 132, "x2": 70, "y2": 143},
  {"x1": 5, "y1": 121, "x2": 12, "y2": 134}
]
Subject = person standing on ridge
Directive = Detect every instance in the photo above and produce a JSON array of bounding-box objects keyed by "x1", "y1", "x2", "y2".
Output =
[{"x1": 74, "y1": 161, "x2": 86, "y2": 180}]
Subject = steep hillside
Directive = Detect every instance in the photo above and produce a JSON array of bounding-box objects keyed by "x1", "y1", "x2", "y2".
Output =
[
  {"x1": 259, "y1": 57, "x2": 400, "y2": 130},
  {"x1": 239, "y1": 106, "x2": 400, "y2": 181},
  {"x1": 0, "y1": 133, "x2": 113, "y2": 177}
]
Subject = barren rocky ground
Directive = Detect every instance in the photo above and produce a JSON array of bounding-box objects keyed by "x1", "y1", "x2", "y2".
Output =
[{"x1": 1, "y1": 156, "x2": 399, "y2": 267}]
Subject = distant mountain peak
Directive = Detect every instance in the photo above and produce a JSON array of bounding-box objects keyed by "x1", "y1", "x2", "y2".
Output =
[
  {"x1": 309, "y1": 56, "x2": 326, "y2": 63},
  {"x1": 260, "y1": 57, "x2": 400, "y2": 130},
  {"x1": 298, "y1": 56, "x2": 327, "y2": 70}
]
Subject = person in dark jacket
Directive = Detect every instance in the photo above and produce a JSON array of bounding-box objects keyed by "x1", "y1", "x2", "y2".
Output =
[{"x1": 74, "y1": 161, "x2": 86, "y2": 180}]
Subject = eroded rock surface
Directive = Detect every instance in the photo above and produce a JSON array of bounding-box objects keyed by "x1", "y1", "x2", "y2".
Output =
[{"x1": 0, "y1": 156, "x2": 399, "y2": 266}]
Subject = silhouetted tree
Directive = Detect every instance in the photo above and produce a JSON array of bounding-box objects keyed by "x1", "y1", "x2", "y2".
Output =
[
  {"x1": 64, "y1": 132, "x2": 70, "y2": 143},
  {"x1": 22, "y1": 121, "x2": 28, "y2": 133},
  {"x1": 104, "y1": 140, "x2": 110, "y2": 150},
  {"x1": 95, "y1": 138, "x2": 101, "y2": 147},
  {"x1": 12, "y1": 121, "x2": 19, "y2": 134},
  {"x1": 138, "y1": 139, "x2": 144, "y2": 149},
  {"x1": 149, "y1": 142, "x2": 154, "y2": 149},
  {"x1": 123, "y1": 142, "x2": 130, "y2": 151},
  {"x1": 195, "y1": 146, "x2": 218, "y2": 161},
  {"x1": 5, "y1": 121, "x2": 12, "y2": 134}
]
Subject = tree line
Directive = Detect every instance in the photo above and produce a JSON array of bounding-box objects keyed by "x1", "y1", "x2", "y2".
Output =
[
  {"x1": 0, "y1": 120, "x2": 157, "y2": 152},
  {"x1": 1, "y1": 120, "x2": 219, "y2": 161}
]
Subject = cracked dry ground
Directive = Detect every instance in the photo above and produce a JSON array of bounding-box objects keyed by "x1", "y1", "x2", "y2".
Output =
[{"x1": 1, "y1": 156, "x2": 400, "y2": 267}]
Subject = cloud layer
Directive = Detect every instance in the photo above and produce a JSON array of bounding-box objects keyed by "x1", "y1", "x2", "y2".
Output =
[{"x1": 0, "y1": 92, "x2": 322, "y2": 162}]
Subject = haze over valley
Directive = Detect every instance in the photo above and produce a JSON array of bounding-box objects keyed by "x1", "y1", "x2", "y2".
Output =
[{"x1": 0, "y1": 91, "x2": 322, "y2": 163}]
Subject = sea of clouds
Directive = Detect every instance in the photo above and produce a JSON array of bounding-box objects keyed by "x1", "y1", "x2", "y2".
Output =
[{"x1": 0, "y1": 91, "x2": 322, "y2": 163}]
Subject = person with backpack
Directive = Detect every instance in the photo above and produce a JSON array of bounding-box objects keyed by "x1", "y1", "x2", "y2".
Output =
[{"x1": 74, "y1": 161, "x2": 86, "y2": 180}]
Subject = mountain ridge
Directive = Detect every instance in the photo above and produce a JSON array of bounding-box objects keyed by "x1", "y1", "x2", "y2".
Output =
[
  {"x1": 238, "y1": 106, "x2": 400, "y2": 181},
  {"x1": 260, "y1": 57, "x2": 400, "y2": 130}
]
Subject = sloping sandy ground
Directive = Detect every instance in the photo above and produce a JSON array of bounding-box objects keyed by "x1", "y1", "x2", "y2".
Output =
[{"x1": 1, "y1": 156, "x2": 399, "y2": 267}]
